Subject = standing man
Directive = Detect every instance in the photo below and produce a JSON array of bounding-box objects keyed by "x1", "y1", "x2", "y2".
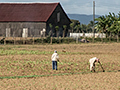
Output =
[
  {"x1": 51, "y1": 50, "x2": 59, "y2": 70},
  {"x1": 89, "y1": 57, "x2": 100, "y2": 72}
]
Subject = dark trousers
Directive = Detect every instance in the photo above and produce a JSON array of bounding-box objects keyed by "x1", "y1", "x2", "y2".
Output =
[{"x1": 52, "y1": 61, "x2": 57, "y2": 70}]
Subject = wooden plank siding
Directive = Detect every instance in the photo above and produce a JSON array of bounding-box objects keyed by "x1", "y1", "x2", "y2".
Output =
[
  {"x1": 0, "y1": 22, "x2": 46, "y2": 37},
  {"x1": 0, "y1": 3, "x2": 71, "y2": 37}
]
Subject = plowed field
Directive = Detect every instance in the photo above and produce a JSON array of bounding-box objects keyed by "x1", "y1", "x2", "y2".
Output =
[{"x1": 0, "y1": 43, "x2": 120, "y2": 90}]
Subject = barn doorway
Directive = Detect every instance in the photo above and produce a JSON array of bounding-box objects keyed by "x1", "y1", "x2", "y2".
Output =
[
  {"x1": 6, "y1": 28, "x2": 11, "y2": 37},
  {"x1": 22, "y1": 28, "x2": 28, "y2": 37}
]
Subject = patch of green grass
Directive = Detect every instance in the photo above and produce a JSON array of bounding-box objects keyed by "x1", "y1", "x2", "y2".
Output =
[{"x1": 0, "y1": 49, "x2": 53, "y2": 55}]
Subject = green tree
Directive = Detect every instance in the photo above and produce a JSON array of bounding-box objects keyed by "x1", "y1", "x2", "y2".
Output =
[
  {"x1": 80, "y1": 24, "x2": 87, "y2": 37},
  {"x1": 70, "y1": 22, "x2": 75, "y2": 33},
  {"x1": 55, "y1": 26, "x2": 59, "y2": 38},
  {"x1": 95, "y1": 15, "x2": 108, "y2": 42},
  {"x1": 74, "y1": 24, "x2": 80, "y2": 33},
  {"x1": 49, "y1": 23, "x2": 53, "y2": 37},
  {"x1": 107, "y1": 12, "x2": 120, "y2": 42},
  {"x1": 63, "y1": 25, "x2": 67, "y2": 38},
  {"x1": 87, "y1": 21, "x2": 94, "y2": 33},
  {"x1": 95, "y1": 12, "x2": 120, "y2": 42},
  {"x1": 70, "y1": 20, "x2": 80, "y2": 33},
  {"x1": 107, "y1": 12, "x2": 116, "y2": 41}
]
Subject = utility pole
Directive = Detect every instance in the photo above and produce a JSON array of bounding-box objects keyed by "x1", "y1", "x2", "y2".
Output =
[{"x1": 92, "y1": 1, "x2": 95, "y2": 43}]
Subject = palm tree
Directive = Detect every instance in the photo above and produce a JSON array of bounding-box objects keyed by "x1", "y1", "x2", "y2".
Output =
[
  {"x1": 95, "y1": 12, "x2": 120, "y2": 42},
  {"x1": 114, "y1": 13, "x2": 120, "y2": 42},
  {"x1": 117, "y1": 12, "x2": 120, "y2": 42},
  {"x1": 107, "y1": 13, "x2": 116, "y2": 41},
  {"x1": 95, "y1": 15, "x2": 108, "y2": 42},
  {"x1": 107, "y1": 22, "x2": 116, "y2": 42},
  {"x1": 80, "y1": 24, "x2": 87, "y2": 37},
  {"x1": 63, "y1": 25, "x2": 67, "y2": 38},
  {"x1": 49, "y1": 23, "x2": 53, "y2": 37},
  {"x1": 107, "y1": 12, "x2": 120, "y2": 42},
  {"x1": 55, "y1": 26, "x2": 59, "y2": 38},
  {"x1": 87, "y1": 21, "x2": 94, "y2": 33},
  {"x1": 70, "y1": 22, "x2": 75, "y2": 33},
  {"x1": 116, "y1": 22, "x2": 120, "y2": 42},
  {"x1": 74, "y1": 24, "x2": 80, "y2": 33}
]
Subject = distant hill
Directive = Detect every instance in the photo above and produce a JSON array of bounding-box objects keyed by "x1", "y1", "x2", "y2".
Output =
[{"x1": 67, "y1": 14, "x2": 100, "y2": 25}]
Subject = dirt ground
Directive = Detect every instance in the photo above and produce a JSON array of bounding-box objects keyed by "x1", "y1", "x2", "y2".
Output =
[
  {"x1": 0, "y1": 72, "x2": 120, "y2": 90},
  {"x1": 0, "y1": 43, "x2": 120, "y2": 90}
]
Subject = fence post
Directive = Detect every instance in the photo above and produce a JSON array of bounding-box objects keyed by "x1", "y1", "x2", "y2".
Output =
[
  {"x1": 68, "y1": 37, "x2": 69, "y2": 44},
  {"x1": 23, "y1": 37, "x2": 25, "y2": 44},
  {"x1": 14, "y1": 37, "x2": 16, "y2": 45},
  {"x1": 50, "y1": 37, "x2": 52, "y2": 44},
  {"x1": 4, "y1": 37, "x2": 6, "y2": 45},
  {"x1": 33, "y1": 37, "x2": 34, "y2": 45},
  {"x1": 20, "y1": 37, "x2": 22, "y2": 44},
  {"x1": 42, "y1": 37, "x2": 43, "y2": 44},
  {"x1": 22, "y1": 38, "x2": 24, "y2": 44},
  {"x1": 76, "y1": 37, "x2": 78, "y2": 43}
]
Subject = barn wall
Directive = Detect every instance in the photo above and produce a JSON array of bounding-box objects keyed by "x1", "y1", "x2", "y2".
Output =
[
  {"x1": 0, "y1": 22, "x2": 46, "y2": 37},
  {"x1": 47, "y1": 4, "x2": 71, "y2": 37}
]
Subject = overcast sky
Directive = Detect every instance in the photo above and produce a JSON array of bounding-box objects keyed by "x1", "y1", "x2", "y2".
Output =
[{"x1": 0, "y1": 0, "x2": 120, "y2": 15}]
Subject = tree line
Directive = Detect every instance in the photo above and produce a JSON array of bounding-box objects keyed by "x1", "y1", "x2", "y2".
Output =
[
  {"x1": 95, "y1": 12, "x2": 120, "y2": 42},
  {"x1": 69, "y1": 12, "x2": 120, "y2": 42},
  {"x1": 70, "y1": 19, "x2": 93, "y2": 33},
  {"x1": 48, "y1": 12, "x2": 120, "y2": 43}
]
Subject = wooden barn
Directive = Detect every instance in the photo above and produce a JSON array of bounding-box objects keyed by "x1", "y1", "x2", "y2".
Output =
[{"x1": 0, "y1": 3, "x2": 71, "y2": 37}]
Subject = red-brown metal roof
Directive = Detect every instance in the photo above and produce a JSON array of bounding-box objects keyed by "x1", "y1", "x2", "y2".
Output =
[{"x1": 0, "y1": 3, "x2": 59, "y2": 22}]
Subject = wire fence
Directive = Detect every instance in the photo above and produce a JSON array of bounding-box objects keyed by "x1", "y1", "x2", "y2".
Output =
[
  {"x1": 0, "y1": 37, "x2": 80, "y2": 45},
  {"x1": 0, "y1": 36, "x2": 120, "y2": 45}
]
